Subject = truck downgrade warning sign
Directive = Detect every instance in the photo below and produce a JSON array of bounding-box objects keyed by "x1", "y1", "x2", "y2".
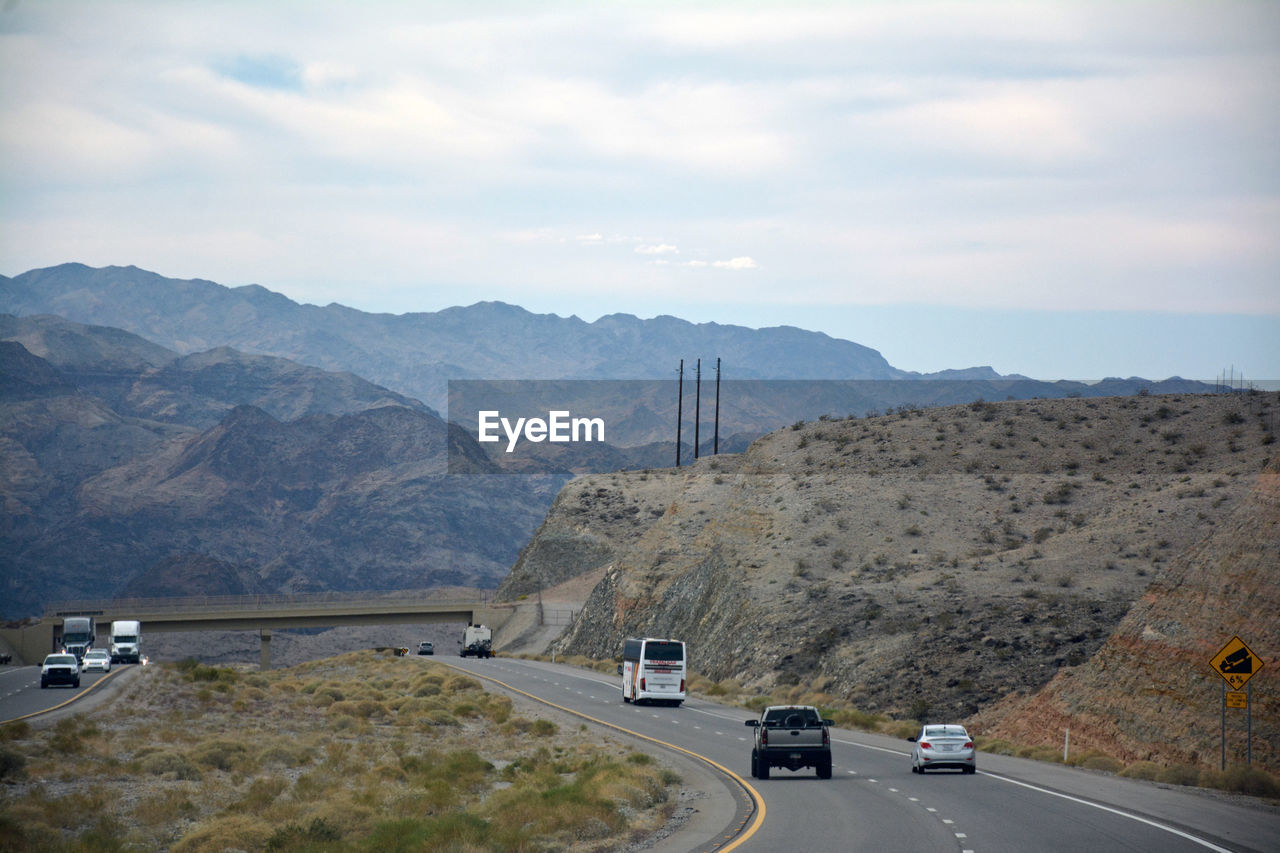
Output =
[{"x1": 1210, "y1": 636, "x2": 1264, "y2": 690}]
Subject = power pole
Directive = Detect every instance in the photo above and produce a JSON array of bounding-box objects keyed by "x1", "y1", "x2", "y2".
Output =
[
  {"x1": 675, "y1": 360, "x2": 683, "y2": 467},
  {"x1": 714, "y1": 357, "x2": 721, "y2": 455},
  {"x1": 694, "y1": 358, "x2": 701, "y2": 460}
]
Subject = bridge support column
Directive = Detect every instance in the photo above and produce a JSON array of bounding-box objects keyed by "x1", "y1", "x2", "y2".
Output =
[{"x1": 260, "y1": 629, "x2": 271, "y2": 671}]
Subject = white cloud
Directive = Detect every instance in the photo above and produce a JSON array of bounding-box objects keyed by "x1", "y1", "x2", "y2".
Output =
[{"x1": 1, "y1": 0, "x2": 1277, "y2": 377}]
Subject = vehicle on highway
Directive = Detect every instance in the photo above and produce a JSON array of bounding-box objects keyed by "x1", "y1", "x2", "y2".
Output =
[
  {"x1": 417, "y1": 641, "x2": 434, "y2": 655},
  {"x1": 621, "y1": 637, "x2": 686, "y2": 705},
  {"x1": 109, "y1": 620, "x2": 142, "y2": 664},
  {"x1": 61, "y1": 616, "x2": 95, "y2": 661},
  {"x1": 40, "y1": 653, "x2": 81, "y2": 689},
  {"x1": 460, "y1": 625, "x2": 493, "y2": 658},
  {"x1": 81, "y1": 649, "x2": 112, "y2": 673},
  {"x1": 908, "y1": 723, "x2": 976, "y2": 774},
  {"x1": 746, "y1": 704, "x2": 833, "y2": 779}
]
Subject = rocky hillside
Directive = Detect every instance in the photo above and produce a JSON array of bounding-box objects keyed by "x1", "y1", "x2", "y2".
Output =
[
  {"x1": 503, "y1": 392, "x2": 1277, "y2": 732},
  {"x1": 972, "y1": 454, "x2": 1279, "y2": 774},
  {"x1": 0, "y1": 322, "x2": 562, "y2": 618}
]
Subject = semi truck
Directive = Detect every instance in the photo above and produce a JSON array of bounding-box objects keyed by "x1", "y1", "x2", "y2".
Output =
[
  {"x1": 61, "y1": 617, "x2": 95, "y2": 661},
  {"x1": 109, "y1": 620, "x2": 142, "y2": 664},
  {"x1": 460, "y1": 624, "x2": 493, "y2": 658}
]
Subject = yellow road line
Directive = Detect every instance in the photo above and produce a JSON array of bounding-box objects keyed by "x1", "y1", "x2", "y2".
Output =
[
  {"x1": 442, "y1": 660, "x2": 765, "y2": 852},
  {"x1": 0, "y1": 667, "x2": 124, "y2": 726}
]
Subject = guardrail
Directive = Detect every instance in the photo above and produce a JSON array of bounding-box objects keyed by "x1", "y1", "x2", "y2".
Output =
[{"x1": 45, "y1": 588, "x2": 497, "y2": 617}]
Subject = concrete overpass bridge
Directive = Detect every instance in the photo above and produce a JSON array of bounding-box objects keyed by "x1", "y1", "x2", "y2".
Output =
[{"x1": 1, "y1": 590, "x2": 515, "y2": 669}]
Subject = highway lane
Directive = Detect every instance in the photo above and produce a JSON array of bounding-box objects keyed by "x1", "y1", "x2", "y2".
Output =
[
  {"x1": 0, "y1": 664, "x2": 123, "y2": 724},
  {"x1": 448, "y1": 656, "x2": 1280, "y2": 853}
]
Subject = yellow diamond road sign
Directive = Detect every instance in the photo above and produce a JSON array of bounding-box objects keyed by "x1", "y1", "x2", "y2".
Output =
[{"x1": 1210, "y1": 636, "x2": 1264, "y2": 690}]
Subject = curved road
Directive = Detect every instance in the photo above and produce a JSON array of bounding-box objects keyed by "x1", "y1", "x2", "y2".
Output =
[
  {"x1": 3, "y1": 656, "x2": 1275, "y2": 852},
  {"x1": 449, "y1": 656, "x2": 1279, "y2": 853},
  {"x1": 0, "y1": 664, "x2": 126, "y2": 723}
]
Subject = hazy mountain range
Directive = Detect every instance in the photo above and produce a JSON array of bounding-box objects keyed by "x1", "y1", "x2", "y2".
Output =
[{"x1": 0, "y1": 264, "x2": 1216, "y2": 618}]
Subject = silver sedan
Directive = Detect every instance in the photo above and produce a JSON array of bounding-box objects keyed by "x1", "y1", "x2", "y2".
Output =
[{"x1": 909, "y1": 724, "x2": 976, "y2": 774}]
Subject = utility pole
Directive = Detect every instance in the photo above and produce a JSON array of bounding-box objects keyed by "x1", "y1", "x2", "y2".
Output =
[
  {"x1": 675, "y1": 360, "x2": 683, "y2": 467},
  {"x1": 694, "y1": 358, "x2": 701, "y2": 460},
  {"x1": 714, "y1": 357, "x2": 721, "y2": 455}
]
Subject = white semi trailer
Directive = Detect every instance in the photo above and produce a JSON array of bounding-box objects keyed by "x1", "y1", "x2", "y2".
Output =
[{"x1": 109, "y1": 620, "x2": 142, "y2": 664}]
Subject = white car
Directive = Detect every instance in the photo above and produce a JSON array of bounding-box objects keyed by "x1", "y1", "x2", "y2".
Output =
[
  {"x1": 81, "y1": 649, "x2": 112, "y2": 673},
  {"x1": 909, "y1": 724, "x2": 976, "y2": 774}
]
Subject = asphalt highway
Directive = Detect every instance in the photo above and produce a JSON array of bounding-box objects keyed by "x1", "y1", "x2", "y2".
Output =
[
  {"x1": 0, "y1": 663, "x2": 125, "y2": 724},
  {"x1": 3, "y1": 655, "x2": 1275, "y2": 852},
  {"x1": 447, "y1": 656, "x2": 1280, "y2": 853}
]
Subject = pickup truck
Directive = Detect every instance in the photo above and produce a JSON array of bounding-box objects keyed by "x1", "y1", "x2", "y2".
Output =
[{"x1": 745, "y1": 705, "x2": 833, "y2": 779}]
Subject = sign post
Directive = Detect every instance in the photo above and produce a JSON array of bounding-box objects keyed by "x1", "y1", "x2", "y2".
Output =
[{"x1": 1210, "y1": 636, "x2": 1264, "y2": 769}]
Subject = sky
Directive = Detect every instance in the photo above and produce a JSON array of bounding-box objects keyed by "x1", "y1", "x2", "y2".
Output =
[{"x1": 1, "y1": 1, "x2": 1277, "y2": 381}]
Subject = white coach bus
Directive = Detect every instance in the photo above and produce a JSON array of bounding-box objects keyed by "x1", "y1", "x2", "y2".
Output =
[{"x1": 621, "y1": 637, "x2": 686, "y2": 706}]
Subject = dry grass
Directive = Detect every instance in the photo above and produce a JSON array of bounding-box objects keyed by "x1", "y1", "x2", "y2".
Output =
[{"x1": 0, "y1": 651, "x2": 680, "y2": 851}]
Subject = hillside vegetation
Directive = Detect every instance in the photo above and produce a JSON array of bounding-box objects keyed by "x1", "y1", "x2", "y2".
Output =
[{"x1": 505, "y1": 392, "x2": 1277, "y2": 771}]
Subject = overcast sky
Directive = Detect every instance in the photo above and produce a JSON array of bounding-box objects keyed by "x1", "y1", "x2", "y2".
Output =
[{"x1": 2, "y1": 1, "x2": 1277, "y2": 380}]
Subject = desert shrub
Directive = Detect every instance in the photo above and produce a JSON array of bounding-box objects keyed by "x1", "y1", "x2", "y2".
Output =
[
  {"x1": 172, "y1": 814, "x2": 275, "y2": 853},
  {"x1": 0, "y1": 721, "x2": 30, "y2": 742},
  {"x1": 1119, "y1": 760, "x2": 1163, "y2": 781},
  {"x1": 139, "y1": 750, "x2": 202, "y2": 781},
  {"x1": 361, "y1": 814, "x2": 493, "y2": 852},
  {"x1": 131, "y1": 790, "x2": 199, "y2": 826},
  {"x1": 50, "y1": 716, "x2": 98, "y2": 754},
  {"x1": 1015, "y1": 744, "x2": 1062, "y2": 763},
  {"x1": 1222, "y1": 765, "x2": 1280, "y2": 798},
  {"x1": 444, "y1": 675, "x2": 482, "y2": 693},
  {"x1": 189, "y1": 738, "x2": 255, "y2": 772},
  {"x1": 485, "y1": 777, "x2": 622, "y2": 845},
  {"x1": 0, "y1": 746, "x2": 26, "y2": 780},
  {"x1": 63, "y1": 816, "x2": 131, "y2": 852},
  {"x1": 531, "y1": 719, "x2": 558, "y2": 736},
  {"x1": 1043, "y1": 482, "x2": 1076, "y2": 505},
  {"x1": 259, "y1": 741, "x2": 315, "y2": 768},
  {"x1": 882, "y1": 720, "x2": 918, "y2": 739},
  {"x1": 329, "y1": 699, "x2": 389, "y2": 720},
  {"x1": 265, "y1": 816, "x2": 343, "y2": 851},
  {"x1": 174, "y1": 658, "x2": 239, "y2": 686},
  {"x1": 828, "y1": 708, "x2": 886, "y2": 731},
  {"x1": 236, "y1": 776, "x2": 289, "y2": 813},
  {"x1": 1156, "y1": 764, "x2": 1202, "y2": 786},
  {"x1": 480, "y1": 694, "x2": 513, "y2": 724},
  {"x1": 502, "y1": 717, "x2": 539, "y2": 735},
  {"x1": 1074, "y1": 752, "x2": 1124, "y2": 773},
  {"x1": 976, "y1": 737, "x2": 1017, "y2": 756}
]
